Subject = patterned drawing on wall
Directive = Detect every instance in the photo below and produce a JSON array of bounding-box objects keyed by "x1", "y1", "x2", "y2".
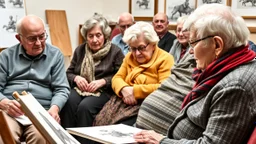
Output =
[
  {"x1": 135, "y1": 0, "x2": 152, "y2": 10},
  {"x1": 165, "y1": 0, "x2": 195, "y2": 22},
  {"x1": 0, "y1": 0, "x2": 5, "y2": 8},
  {"x1": 2, "y1": 15, "x2": 17, "y2": 32},
  {"x1": 202, "y1": 0, "x2": 222, "y2": 4},
  {"x1": 8, "y1": 0, "x2": 23, "y2": 8},
  {"x1": 239, "y1": 0, "x2": 256, "y2": 7},
  {"x1": 136, "y1": 0, "x2": 150, "y2": 9}
]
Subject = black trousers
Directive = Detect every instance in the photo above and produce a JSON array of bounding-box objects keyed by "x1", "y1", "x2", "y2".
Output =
[
  {"x1": 60, "y1": 89, "x2": 110, "y2": 143},
  {"x1": 60, "y1": 89, "x2": 110, "y2": 128}
]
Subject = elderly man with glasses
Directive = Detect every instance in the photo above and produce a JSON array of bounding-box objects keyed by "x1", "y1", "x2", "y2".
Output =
[
  {"x1": 112, "y1": 12, "x2": 135, "y2": 55},
  {"x1": 0, "y1": 15, "x2": 70, "y2": 144}
]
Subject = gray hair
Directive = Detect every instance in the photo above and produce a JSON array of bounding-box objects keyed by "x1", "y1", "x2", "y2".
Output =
[
  {"x1": 80, "y1": 14, "x2": 111, "y2": 41},
  {"x1": 16, "y1": 15, "x2": 45, "y2": 34},
  {"x1": 183, "y1": 4, "x2": 249, "y2": 49},
  {"x1": 122, "y1": 21, "x2": 159, "y2": 45},
  {"x1": 177, "y1": 15, "x2": 188, "y2": 25}
]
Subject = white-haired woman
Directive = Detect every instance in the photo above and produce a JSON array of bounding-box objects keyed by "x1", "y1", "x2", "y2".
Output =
[
  {"x1": 60, "y1": 14, "x2": 124, "y2": 143},
  {"x1": 169, "y1": 15, "x2": 190, "y2": 63},
  {"x1": 94, "y1": 21, "x2": 174, "y2": 126},
  {"x1": 134, "y1": 4, "x2": 256, "y2": 144}
]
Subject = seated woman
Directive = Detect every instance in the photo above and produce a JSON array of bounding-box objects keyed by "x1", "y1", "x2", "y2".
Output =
[
  {"x1": 136, "y1": 48, "x2": 196, "y2": 135},
  {"x1": 60, "y1": 14, "x2": 124, "y2": 142},
  {"x1": 94, "y1": 22, "x2": 174, "y2": 126},
  {"x1": 134, "y1": 4, "x2": 256, "y2": 144},
  {"x1": 169, "y1": 15, "x2": 190, "y2": 64}
]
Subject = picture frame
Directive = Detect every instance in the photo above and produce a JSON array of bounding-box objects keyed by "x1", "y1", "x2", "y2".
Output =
[
  {"x1": 164, "y1": 0, "x2": 196, "y2": 23},
  {"x1": 230, "y1": 0, "x2": 256, "y2": 19},
  {"x1": 196, "y1": 0, "x2": 230, "y2": 7},
  {"x1": 129, "y1": 0, "x2": 158, "y2": 21}
]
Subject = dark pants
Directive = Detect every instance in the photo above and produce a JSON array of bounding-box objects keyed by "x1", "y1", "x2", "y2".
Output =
[{"x1": 60, "y1": 89, "x2": 110, "y2": 143}]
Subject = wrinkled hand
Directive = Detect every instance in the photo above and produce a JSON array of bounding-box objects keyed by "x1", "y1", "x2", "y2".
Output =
[
  {"x1": 134, "y1": 130, "x2": 165, "y2": 144},
  {"x1": 48, "y1": 105, "x2": 60, "y2": 123},
  {"x1": 121, "y1": 86, "x2": 137, "y2": 105},
  {"x1": 0, "y1": 98, "x2": 24, "y2": 117},
  {"x1": 74, "y1": 75, "x2": 88, "y2": 91},
  {"x1": 87, "y1": 79, "x2": 106, "y2": 93}
]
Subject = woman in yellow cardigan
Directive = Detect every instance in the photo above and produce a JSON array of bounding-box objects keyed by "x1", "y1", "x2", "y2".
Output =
[{"x1": 94, "y1": 21, "x2": 174, "y2": 126}]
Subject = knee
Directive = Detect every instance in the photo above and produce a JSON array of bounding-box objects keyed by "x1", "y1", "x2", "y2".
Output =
[{"x1": 26, "y1": 131, "x2": 47, "y2": 144}]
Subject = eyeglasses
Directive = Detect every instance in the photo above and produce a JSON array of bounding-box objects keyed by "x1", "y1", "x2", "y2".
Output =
[
  {"x1": 19, "y1": 32, "x2": 48, "y2": 44},
  {"x1": 188, "y1": 35, "x2": 214, "y2": 48},
  {"x1": 129, "y1": 43, "x2": 149, "y2": 53},
  {"x1": 119, "y1": 24, "x2": 132, "y2": 29}
]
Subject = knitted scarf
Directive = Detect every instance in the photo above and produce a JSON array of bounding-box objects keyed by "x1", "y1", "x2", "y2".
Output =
[
  {"x1": 181, "y1": 45, "x2": 256, "y2": 108},
  {"x1": 75, "y1": 40, "x2": 111, "y2": 97}
]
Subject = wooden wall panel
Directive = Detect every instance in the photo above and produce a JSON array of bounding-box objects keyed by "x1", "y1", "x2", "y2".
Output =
[{"x1": 45, "y1": 10, "x2": 72, "y2": 56}]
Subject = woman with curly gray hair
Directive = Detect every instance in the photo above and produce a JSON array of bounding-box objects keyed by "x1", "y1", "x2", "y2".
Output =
[{"x1": 60, "y1": 14, "x2": 124, "y2": 143}]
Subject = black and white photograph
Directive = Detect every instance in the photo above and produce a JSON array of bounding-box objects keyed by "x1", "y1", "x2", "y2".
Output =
[
  {"x1": 197, "y1": 0, "x2": 228, "y2": 7},
  {"x1": 165, "y1": 0, "x2": 195, "y2": 22},
  {"x1": 6, "y1": 0, "x2": 24, "y2": 9},
  {"x1": 0, "y1": 0, "x2": 25, "y2": 47},
  {"x1": 231, "y1": 0, "x2": 256, "y2": 17},
  {"x1": 129, "y1": 0, "x2": 157, "y2": 20},
  {"x1": 0, "y1": 0, "x2": 6, "y2": 8}
]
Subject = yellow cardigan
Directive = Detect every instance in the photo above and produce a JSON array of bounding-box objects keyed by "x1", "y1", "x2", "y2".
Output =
[{"x1": 112, "y1": 46, "x2": 174, "y2": 99}]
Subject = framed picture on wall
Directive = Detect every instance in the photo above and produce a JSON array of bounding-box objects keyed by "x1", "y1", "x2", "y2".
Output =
[
  {"x1": 230, "y1": 0, "x2": 256, "y2": 19},
  {"x1": 129, "y1": 0, "x2": 158, "y2": 21},
  {"x1": 196, "y1": 0, "x2": 230, "y2": 7},
  {"x1": 165, "y1": 0, "x2": 196, "y2": 23}
]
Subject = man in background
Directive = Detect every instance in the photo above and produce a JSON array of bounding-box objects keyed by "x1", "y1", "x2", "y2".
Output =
[
  {"x1": 153, "y1": 12, "x2": 176, "y2": 52},
  {"x1": 0, "y1": 15, "x2": 70, "y2": 143},
  {"x1": 112, "y1": 12, "x2": 135, "y2": 55}
]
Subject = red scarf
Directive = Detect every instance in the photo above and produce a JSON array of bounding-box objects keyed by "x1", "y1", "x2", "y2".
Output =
[{"x1": 181, "y1": 45, "x2": 256, "y2": 109}]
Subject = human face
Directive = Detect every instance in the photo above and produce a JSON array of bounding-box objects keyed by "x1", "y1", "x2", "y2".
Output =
[
  {"x1": 176, "y1": 23, "x2": 189, "y2": 46},
  {"x1": 118, "y1": 16, "x2": 134, "y2": 35},
  {"x1": 189, "y1": 32, "x2": 216, "y2": 70},
  {"x1": 152, "y1": 14, "x2": 168, "y2": 36},
  {"x1": 16, "y1": 20, "x2": 46, "y2": 57},
  {"x1": 86, "y1": 24, "x2": 105, "y2": 52},
  {"x1": 129, "y1": 36, "x2": 155, "y2": 64}
]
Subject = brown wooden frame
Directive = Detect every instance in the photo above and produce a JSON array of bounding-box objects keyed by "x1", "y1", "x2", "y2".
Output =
[
  {"x1": 0, "y1": 110, "x2": 16, "y2": 144},
  {"x1": 129, "y1": 0, "x2": 158, "y2": 21}
]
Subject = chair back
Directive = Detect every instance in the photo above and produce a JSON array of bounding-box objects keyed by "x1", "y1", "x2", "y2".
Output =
[{"x1": 0, "y1": 110, "x2": 16, "y2": 144}]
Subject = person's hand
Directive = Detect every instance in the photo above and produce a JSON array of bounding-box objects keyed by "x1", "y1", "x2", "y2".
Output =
[
  {"x1": 87, "y1": 79, "x2": 106, "y2": 92},
  {"x1": 134, "y1": 130, "x2": 165, "y2": 144},
  {"x1": 48, "y1": 105, "x2": 60, "y2": 123},
  {"x1": 74, "y1": 75, "x2": 88, "y2": 91},
  {"x1": 121, "y1": 86, "x2": 137, "y2": 105},
  {"x1": 0, "y1": 98, "x2": 24, "y2": 117}
]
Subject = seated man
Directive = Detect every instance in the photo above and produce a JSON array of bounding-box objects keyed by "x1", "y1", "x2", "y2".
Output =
[
  {"x1": 152, "y1": 12, "x2": 176, "y2": 52},
  {"x1": 112, "y1": 12, "x2": 135, "y2": 55},
  {"x1": 0, "y1": 15, "x2": 70, "y2": 144}
]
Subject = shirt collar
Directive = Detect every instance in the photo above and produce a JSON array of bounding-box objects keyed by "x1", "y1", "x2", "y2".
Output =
[{"x1": 18, "y1": 43, "x2": 47, "y2": 59}]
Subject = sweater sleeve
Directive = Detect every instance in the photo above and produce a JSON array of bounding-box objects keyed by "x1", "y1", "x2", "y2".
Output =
[{"x1": 112, "y1": 56, "x2": 130, "y2": 97}]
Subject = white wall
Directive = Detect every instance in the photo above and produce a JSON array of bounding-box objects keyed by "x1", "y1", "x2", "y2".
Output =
[{"x1": 24, "y1": 0, "x2": 256, "y2": 68}]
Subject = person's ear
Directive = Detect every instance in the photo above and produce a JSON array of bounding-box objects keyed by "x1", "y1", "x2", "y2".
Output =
[
  {"x1": 213, "y1": 36, "x2": 224, "y2": 58},
  {"x1": 15, "y1": 34, "x2": 21, "y2": 42}
]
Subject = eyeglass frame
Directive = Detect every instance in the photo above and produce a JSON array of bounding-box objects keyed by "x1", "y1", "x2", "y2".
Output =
[
  {"x1": 129, "y1": 43, "x2": 150, "y2": 53},
  {"x1": 188, "y1": 35, "x2": 214, "y2": 49},
  {"x1": 19, "y1": 31, "x2": 48, "y2": 44}
]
